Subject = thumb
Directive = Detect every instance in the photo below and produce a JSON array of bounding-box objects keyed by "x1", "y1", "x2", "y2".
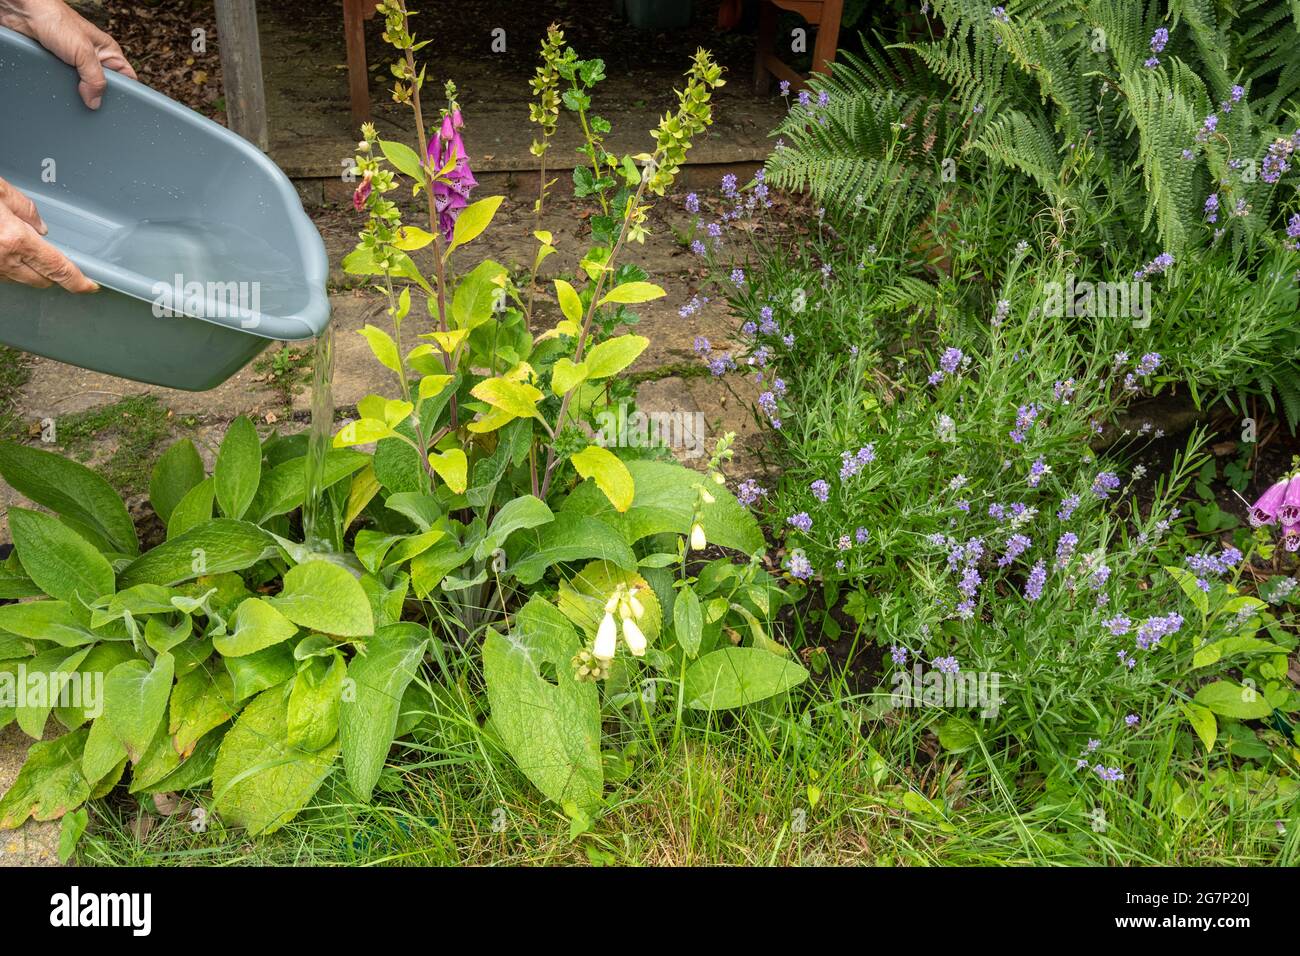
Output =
[{"x1": 73, "y1": 42, "x2": 108, "y2": 109}]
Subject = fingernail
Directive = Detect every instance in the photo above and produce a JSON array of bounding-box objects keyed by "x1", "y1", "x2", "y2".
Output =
[{"x1": 88, "y1": 96, "x2": 101, "y2": 110}]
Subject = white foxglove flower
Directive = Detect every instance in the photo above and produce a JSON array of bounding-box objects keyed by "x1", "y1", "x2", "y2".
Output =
[
  {"x1": 628, "y1": 592, "x2": 645, "y2": 620},
  {"x1": 605, "y1": 592, "x2": 621, "y2": 614},
  {"x1": 621, "y1": 617, "x2": 647, "y2": 656},
  {"x1": 700, "y1": 487, "x2": 715, "y2": 504},
  {"x1": 690, "y1": 522, "x2": 707, "y2": 551},
  {"x1": 594, "y1": 612, "x2": 617, "y2": 660},
  {"x1": 712, "y1": 472, "x2": 725, "y2": 485}
]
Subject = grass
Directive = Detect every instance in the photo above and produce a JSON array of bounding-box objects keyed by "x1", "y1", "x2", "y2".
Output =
[
  {"x1": 0, "y1": 345, "x2": 32, "y2": 442},
  {"x1": 55, "y1": 395, "x2": 174, "y2": 497},
  {"x1": 254, "y1": 344, "x2": 314, "y2": 407}
]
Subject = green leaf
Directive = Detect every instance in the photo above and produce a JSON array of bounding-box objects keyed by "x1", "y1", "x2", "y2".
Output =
[
  {"x1": 570, "y1": 445, "x2": 634, "y2": 512},
  {"x1": 273, "y1": 559, "x2": 374, "y2": 637},
  {"x1": 936, "y1": 717, "x2": 978, "y2": 753},
  {"x1": 378, "y1": 138, "x2": 425, "y2": 181},
  {"x1": 57, "y1": 807, "x2": 88, "y2": 862},
  {"x1": 104, "y1": 654, "x2": 174, "y2": 762},
  {"x1": 9, "y1": 508, "x2": 114, "y2": 604},
  {"x1": 0, "y1": 728, "x2": 90, "y2": 828},
  {"x1": 169, "y1": 666, "x2": 237, "y2": 758},
  {"x1": 1181, "y1": 702, "x2": 1217, "y2": 752},
  {"x1": 0, "y1": 601, "x2": 96, "y2": 647},
  {"x1": 81, "y1": 716, "x2": 127, "y2": 785},
  {"x1": 561, "y1": 460, "x2": 763, "y2": 553},
  {"x1": 682, "y1": 647, "x2": 808, "y2": 710},
  {"x1": 550, "y1": 357, "x2": 588, "y2": 395},
  {"x1": 215, "y1": 598, "x2": 299, "y2": 657},
  {"x1": 214, "y1": 416, "x2": 262, "y2": 520},
  {"x1": 287, "y1": 652, "x2": 346, "y2": 752},
  {"x1": 554, "y1": 279, "x2": 584, "y2": 324},
  {"x1": 0, "y1": 441, "x2": 137, "y2": 555},
  {"x1": 505, "y1": 513, "x2": 637, "y2": 585},
  {"x1": 427, "y1": 448, "x2": 468, "y2": 494},
  {"x1": 247, "y1": 450, "x2": 367, "y2": 524},
  {"x1": 673, "y1": 583, "x2": 703, "y2": 658},
  {"x1": 584, "y1": 334, "x2": 649, "y2": 380},
  {"x1": 1193, "y1": 681, "x2": 1274, "y2": 719},
  {"x1": 483, "y1": 598, "x2": 601, "y2": 811},
  {"x1": 469, "y1": 377, "x2": 544, "y2": 422},
  {"x1": 452, "y1": 259, "x2": 508, "y2": 329},
  {"x1": 598, "y1": 281, "x2": 665, "y2": 305},
  {"x1": 225, "y1": 643, "x2": 296, "y2": 702},
  {"x1": 340, "y1": 622, "x2": 428, "y2": 800},
  {"x1": 211, "y1": 688, "x2": 338, "y2": 835},
  {"x1": 359, "y1": 324, "x2": 402, "y2": 373},
  {"x1": 167, "y1": 477, "x2": 215, "y2": 539},
  {"x1": 16, "y1": 646, "x2": 91, "y2": 738},
  {"x1": 1164, "y1": 565, "x2": 1208, "y2": 619},
  {"x1": 449, "y1": 195, "x2": 504, "y2": 251},
  {"x1": 118, "y1": 519, "x2": 278, "y2": 588},
  {"x1": 149, "y1": 439, "x2": 205, "y2": 526},
  {"x1": 475, "y1": 495, "x2": 555, "y2": 561}
]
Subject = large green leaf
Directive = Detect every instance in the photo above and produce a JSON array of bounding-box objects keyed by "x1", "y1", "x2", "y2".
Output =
[
  {"x1": 149, "y1": 439, "x2": 205, "y2": 526},
  {"x1": 682, "y1": 647, "x2": 808, "y2": 710},
  {"x1": 504, "y1": 513, "x2": 636, "y2": 585},
  {"x1": 271, "y1": 560, "x2": 374, "y2": 637},
  {"x1": 452, "y1": 259, "x2": 508, "y2": 329},
  {"x1": 169, "y1": 666, "x2": 238, "y2": 758},
  {"x1": 247, "y1": 450, "x2": 367, "y2": 524},
  {"x1": 17, "y1": 646, "x2": 91, "y2": 738},
  {"x1": 483, "y1": 598, "x2": 601, "y2": 811},
  {"x1": 9, "y1": 508, "x2": 114, "y2": 604},
  {"x1": 214, "y1": 416, "x2": 262, "y2": 520},
  {"x1": 0, "y1": 728, "x2": 90, "y2": 828},
  {"x1": 212, "y1": 688, "x2": 338, "y2": 835},
  {"x1": 561, "y1": 460, "x2": 763, "y2": 554},
  {"x1": 214, "y1": 598, "x2": 299, "y2": 657},
  {"x1": 167, "y1": 477, "x2": 215, "y2": 539},
  {"x1": 118, "y1": 520, "x2": 278, "y2": 588},
  {"x1": 0, "y1": 601, "x2": 97, "y2": 647},
  {"x1": 674, "y1": 584, "x2": 703, "y2": 659},
  {"x1": 287, "y1": 652, "x2": 346, "y2": 752},
  {"x1": 474, "y1": 494, "x2": 554, "y2": 561},
  {"x1": 103, "y1": 653, "x2": 174, "y2": 762},
  {"x1": 225, "y1": 643, "x2": 296, "y2": 702},
  {"x1": 339, "y1": 622, "x2": 428, "y2": 801},
  {"x1": 0, "y1": 441, "x2": 137, "y2": 555},
  {"x1": 1193, "y1": 681, "x2": 1275, "y2": 720}
]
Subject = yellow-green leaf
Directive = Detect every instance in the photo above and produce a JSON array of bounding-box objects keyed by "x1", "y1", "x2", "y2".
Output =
[
  {"x1": 466, "y1": 406, "x2": 516, "y2": 434},
  {"x1": 471, "y1": 377, "x2": 544, "y2": 421},
  {"x1": 554, "y1": 279, "x2": 583, "y2": 324},
  {"x1": 383, "y1": 399, "x2": 413, "y2": 428},
  {"x1": 333, "y1": 419, "x2": 393, "y2": 448},
  {"x1": 422, "y1": 329, "x2": 470, "y2": 354},
  {"x1": 359, "y1": 325, "x2": 401, "y2": 374},
  {"x1": 393, "y1": 226, "x2": 435, "y2": 251},
  {"x1": 551, "y1": 358, "x2": 588, "y2": 396},
  {"x1": 428, "y1": 449, "x2": 468, "y2": 494},
  {"x1": 418, "y1": 374, "x2": 454, "y2": 402},
  {"x1": 585, "y1": 334, "x2": 649, "y2": 379},
  {"x1": 571, "y1": 445, "x2": 634, "y2": 512},
  {"x1": 599, "y1": 281, "x2": 665, "y2": 306},
  {"x1": 449, "y1": 195, "x2": 504, "y2": 252}
]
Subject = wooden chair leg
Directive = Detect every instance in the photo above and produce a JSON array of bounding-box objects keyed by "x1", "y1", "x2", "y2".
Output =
[
  {"x1": 344, "y1": 0, "x2": 371, "y2": 126},
  {"x1": 811, "y1": 0, "x2": 843, "y2": 77},
  {"x1": 754, "y1": 0, "x2": 778, "y2": 94}
]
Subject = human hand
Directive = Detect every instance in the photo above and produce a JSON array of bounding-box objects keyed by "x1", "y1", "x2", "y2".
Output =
[
  {"x1": 0, "y1": 0, "x2": 136, "y2": 109},
  {"x1": 0, "y1": 176, "x2": 97, "y2": 292}
]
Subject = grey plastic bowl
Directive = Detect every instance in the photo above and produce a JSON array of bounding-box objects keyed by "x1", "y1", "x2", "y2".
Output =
[{"x1": 0, "y1": 26, "x2": 329, "y2": 390}]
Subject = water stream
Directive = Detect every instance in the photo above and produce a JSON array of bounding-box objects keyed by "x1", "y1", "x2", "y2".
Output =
[{"x1": 301, "y1": 323, "x2": 335, "y2": 552}]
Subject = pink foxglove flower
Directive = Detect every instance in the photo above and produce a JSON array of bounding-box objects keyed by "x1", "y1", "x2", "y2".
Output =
[
  {"x1": 1250, "y1": 477, "x2": 1289, "y2": 526},
  {"x1": 1279, "y1": 475, "x2": 1300, "y2": 526},
  {"x1": 352, "y1": 170, "x2": 373, "y2": 212},
  {"x1": 1285, "y1": 524, "x2": 1300, "y2": 552},
  {"x1": 425, "y1": 108, "x2": 478, "y2": 242}
]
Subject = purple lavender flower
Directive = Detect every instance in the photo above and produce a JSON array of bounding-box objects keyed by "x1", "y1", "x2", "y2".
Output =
[
  {"x1": 1125, "y1": 714, "x2": 1140, "y2": 727},
  {"x1": 787, "y1": 512, "x2": 813, "y2": 533},
  {"x1": 855, "y1": 527, "x2": 869, "y2": 544},
  {"x1": 1055, "y1": 532, "x2": 1078, "y2": 567},
  {"x1": 933, "y1": 655, "x2": 960, "y2": 674},
  {"x1": 810, "y1": 479, "x2": 830, "y2": 502},
  {"x1": 1057, "y1": 494, "x2": 1081, "y2": 521},
  {"x1": 1150, "y1": 27, "x2": 1169, "y2": 53},
  {"x1": 1091, "y1": 472, "x2": 1121, "y2": 499},
  {"x1": 1102, "y1": 615, "x2": 1131, "y2": 636},
  {"x1": 736, "y1": 478, "x2": 766, "y2": 506},
  {"x1": 997, "y1": 533, "x2": 1032, "y2": 567},
  {"x1": 1024, "y1": 560, "x2": 1047, "y2": 600},
  {"x1": 787, "y1": 550, "x2": 813, "y2": 580},
  {"x1": 693, "y1": 335, "x2": 711, "y2": 354},
  {"x1": 1093, "y1": 765, "x2": 1125, "y2": 782},
  {"x1": 684, "y1": 192, "x2": 700, "y2": 213},
  {"x1": 1204, "y1": 192, "x2": 1219, "y2": 223},
  {"x1": 1010, "y1": 403, "x2": 1038, "y2": 444},
  {"x1": 720, "y1": 173, "x2": 738, "y2": 199},
  {"x1": 890, "y1": 645, "x2": 908, "y2": 665},
  {"x1": 1028, "y1": 457, "x2": 1049, "y2": 488},
  {"x1": 730, "y1": 268, "x2": 746, "y2": 287},
  {"x1": 939, "y1": 347, "x2": 964, "y2": 375}
]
